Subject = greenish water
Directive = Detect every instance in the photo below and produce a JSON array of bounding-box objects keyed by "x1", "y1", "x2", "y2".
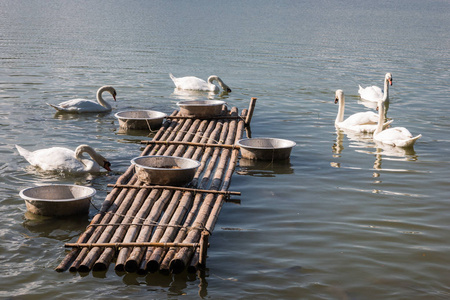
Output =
[{"x1": 1, "y1": 0, "x2": 449, "y2": 299}]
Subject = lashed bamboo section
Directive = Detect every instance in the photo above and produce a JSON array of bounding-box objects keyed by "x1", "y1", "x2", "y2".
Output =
[{"x1": 56, "y1": 98, "x2": 256, "y2": 275}]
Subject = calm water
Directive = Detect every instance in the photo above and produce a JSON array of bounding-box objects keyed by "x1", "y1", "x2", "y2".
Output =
[{"x1": 1, "y1": 0, "x2": 450, "y2": 299}]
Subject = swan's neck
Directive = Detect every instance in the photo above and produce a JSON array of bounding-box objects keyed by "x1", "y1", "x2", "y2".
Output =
[
  {"x1": 335, "y1": 94, "x2": 345, "y2": 125},
  {"x1": 97, "y1": 87, "x2": 112, "y2": 109},
  {"x1": 208, "y1": 75, "x2": 230, "y2": 91},
  {"x1": 382, "y1": 78, "x2": 390, "y2": 101},
  {"x1": 75, "y1": 145, "x2": 106, "y2": 168},
  {"x1": 375, "y1": 101, "x2": 385, "y2": 135}
]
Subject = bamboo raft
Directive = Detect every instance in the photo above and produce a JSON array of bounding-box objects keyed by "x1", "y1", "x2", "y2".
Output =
[{"x1": 56, "y1": 98, "x2": 257, "y2": 275}]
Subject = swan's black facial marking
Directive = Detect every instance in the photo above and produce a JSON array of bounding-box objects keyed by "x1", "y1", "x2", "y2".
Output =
[
  {"x1": 103, "y1": 160, "x2": 112, "y2": 171},
  {"x1": 334, "y1": 97, "x2": 339, "y2": 104}
]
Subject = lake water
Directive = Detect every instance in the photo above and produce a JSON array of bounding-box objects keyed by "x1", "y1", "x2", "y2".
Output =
[{"x1": 1, "y1": 0, "x2": 450, "y2": 299}]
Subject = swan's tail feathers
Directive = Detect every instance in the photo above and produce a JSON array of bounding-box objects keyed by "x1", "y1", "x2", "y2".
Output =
[
  {"x1": 382, "y1": 119, "x2": 394, "y2": 129},
  {"x1": 15, "y1": 145, "x2": 30, "y2": 159},
  {"x1": 169, "y1": 73, "x2": 176, "y2": 81},
  {"x1": 47, "y1": 103, "x2": 63, "y2": 111},
  {"x1": 398, "y1": 134, "x2": 422, "y2": 148},
  {"x1": 358, "y1": 85, "x2": 364, "y2": 94}
]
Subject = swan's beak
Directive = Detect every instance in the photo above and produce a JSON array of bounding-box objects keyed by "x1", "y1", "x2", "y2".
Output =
[
  {"x1": 103, "y1": 161, "x2": 112, "y2": 171},
  {"x1": 113, "y1": 94, "x2": 117, "y2": 101},
  {"x1": 389, "y1": 78, "x2": 393, "y2": 86},
  {"x1": 334, "y1": 98, "x2": 339, "y2": 104},
  {"x1": 226, "y1": 88, "x2": 232, "y2": 93}
]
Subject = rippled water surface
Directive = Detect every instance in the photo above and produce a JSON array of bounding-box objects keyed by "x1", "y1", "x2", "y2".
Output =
[{"x1": 1, "y1": 0, "x2": 450, "y2": 299}]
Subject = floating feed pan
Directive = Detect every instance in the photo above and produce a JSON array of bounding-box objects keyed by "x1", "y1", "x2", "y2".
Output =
[
  {"x1": 19, "y1": 184, "x2": 96, "y2": 217},
  {"x1": 236, "y1": 138, "x2": 296, "y2": 160},
  {"x1": 176, "y1": 100, "x2": 225, "y2": 118},
  {"x1": 131, "y1": 155, "x2": 201, "y2": 186},
  {"x1": 114, "y1": 110, "x2": 167, "y2": 130}
]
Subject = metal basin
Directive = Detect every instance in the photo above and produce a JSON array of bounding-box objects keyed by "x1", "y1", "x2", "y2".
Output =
[
  {"x1": 115, "y1": 110, "x2": 167, "y2": 130},
  {"x1": 131, "y1": 155, "x2": 201, "y2": 186},
  {"x1": 176, "y1": 100, "x2": 225, "y2": 118},
  {"x1": 19, "y1": 184, "x2": 96, "y2": 217},
  {"x1": 236, "y1": 138, "x2": 296, "y2": 160}
]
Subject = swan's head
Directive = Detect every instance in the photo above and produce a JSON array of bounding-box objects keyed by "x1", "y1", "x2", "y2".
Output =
[
  {"x1": 334, "y1": 89, "x2": 344, "y2": 104},
  {"x1": 209, "y1": 76, "x2": 232, "y2": 93},
  {"x1": 75, "y1": 144, "x2": 112, "y2": 171},
  {"x1": 99, "y1": 86, "x2": 117, "y2": 101},
  {"x1": 385, "y1": 73, "x2": 393, "y2": 86}
]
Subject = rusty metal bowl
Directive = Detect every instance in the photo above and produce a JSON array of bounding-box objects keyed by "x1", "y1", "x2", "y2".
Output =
[
  {"x1": 236, "y1": 138, "x2": 296, "y2": 160},
  {"x1": 176, "y1": 100, "x2": 225, "y2": 118},
  {"x1": 19, "y1": 184, "x2": 96, "y2": 217},
  {"x1": 131, "y1": 155, "x2": 201, "y2": 186},
  {"x1": 115, "y1": 110, "x2": 167, "y2": 130}
]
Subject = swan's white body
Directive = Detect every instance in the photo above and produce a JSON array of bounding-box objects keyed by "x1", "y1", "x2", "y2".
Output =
[
  {"x1": 358, "y1": 73, "x2": 392, "y2": 102},
  {"x1": 334, "y1": 90, "x2": 392, "y2": 133},
  {"x1": 373, "y1": 100, "x2": 421, "y2": 148},
  {"x1": 169, "y1": 73, "x2": 232, "y2": 93},
  {"x1": 15, "y1": 144, "x2": 111, "y2": 173},
  {"x1": 47, "y1": 86, "x2": 117, "y2": 113}
]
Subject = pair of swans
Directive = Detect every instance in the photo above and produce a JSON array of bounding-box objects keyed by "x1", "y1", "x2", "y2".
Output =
[
  {"x1": 47, "y1": 86, "x2": 117, "y2": 113},
  {"x1": 15, "y1": 144, "x2": 111, "y2": 173},
  {"x1": 335, "y1": 89, "x2": 421, "y2": 148},
  {"x1": 169, "y1": 73, "x2": 232, "y2": 93},
  {"x1": 335, "y1": 89, "x2": 392, "y2": 133},
  {"x1": 335, "y1": 73, "x2": 394, "y2": 133}
]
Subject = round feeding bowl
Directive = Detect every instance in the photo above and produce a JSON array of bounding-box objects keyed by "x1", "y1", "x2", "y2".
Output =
[
  {"x1": 131, "y1": 155, "x2": 201, "y2": 186},
  {"x1": 236, "y1": 138, "x2": 296, "y2": 160},
  {"x1": 114, "y1": 110, "x2": 167, "y2": 130},
  {"x1": 176, "y1": 100, "x2": 225, "y2": 118},
  {"x1": 19, "y1": 184, "x2": 96, "y2": 217}
]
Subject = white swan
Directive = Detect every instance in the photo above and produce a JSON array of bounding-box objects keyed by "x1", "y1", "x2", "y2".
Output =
[
  {"x1": 47, "y1": 86, "x2": 117, "y2": 113},
  {"x1": 334, "y1": 90, "x2": 393, "y2": 133},
  {"x1": 169, "y1": 73, "x2": 232, "y2": 93},
  {"x1": 358, "y1": 73, "x2": 392, "y2": 102},
  {"x1": 373, "y1": 99, "x2": 422, "y2": 148},
  {"x1": 15, "y1": 144, "x2": 111, "y2": 173}
]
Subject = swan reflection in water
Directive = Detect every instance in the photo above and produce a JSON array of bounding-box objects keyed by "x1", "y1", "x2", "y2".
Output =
[{"x1": 331, "y1": 128, "x2": 418, "y2": 175}]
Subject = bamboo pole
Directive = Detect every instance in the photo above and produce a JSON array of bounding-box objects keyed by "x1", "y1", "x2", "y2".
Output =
[
  {"x1": 106, "y1": 184, "x2": 240, "y2": 196},
  {"x1": 65, "y1": 242, "x2": 199, "y2": 248},
  {"x1": 167, "y1": 115, "x2": 243, "y2": 120},
  {"x1": 245, "y1": 97, "x2": 257, "y2": 126},
  {"x1": 141, "y1": 140, "x2": 240, "y2": 149}
]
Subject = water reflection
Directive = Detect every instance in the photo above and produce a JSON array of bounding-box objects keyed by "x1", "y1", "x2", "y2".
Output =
[
  {"x1": 332, "y1": 128, "x2": 373, "y2": 156},
  {"x1": 115, "y1": 127, "x2": 158, "y2": 138},
  {"x1": 52, "y1": 111, "x2": 112, "y2": 121},
  {"x1": 237, "y1": 158, "x2": 294, "y2": 177},
  {"x1": 22, "y1": 211, "x2": 89, "y2": 240}
]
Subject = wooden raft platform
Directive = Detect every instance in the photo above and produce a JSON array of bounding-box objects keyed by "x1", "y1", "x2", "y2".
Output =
[{"x1": 56, "y1": 99, "x2": 256, "y2": 275}]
